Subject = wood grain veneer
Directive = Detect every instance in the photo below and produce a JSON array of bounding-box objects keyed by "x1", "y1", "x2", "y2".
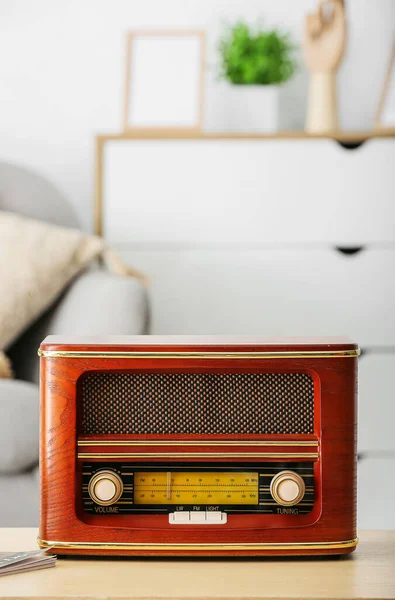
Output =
[{"x1": 39, "y1": 336, "x2": 358, "y2": 556}]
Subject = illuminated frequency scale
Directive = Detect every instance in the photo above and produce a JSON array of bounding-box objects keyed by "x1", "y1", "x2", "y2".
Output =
[
  {"x1": 134, "y1": 471, "x2": 259, "y2": 505},
  {"x1": 82, "y1": 463, "x2": 314, "y2": 523}
]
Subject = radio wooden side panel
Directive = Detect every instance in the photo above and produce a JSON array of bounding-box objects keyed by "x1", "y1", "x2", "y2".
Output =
[{"x1": 39, "y1": 336, "x2": 357, "y2": 556}]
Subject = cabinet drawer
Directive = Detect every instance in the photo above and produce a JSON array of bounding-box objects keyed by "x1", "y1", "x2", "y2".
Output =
[
  {"x1": 103, "y1": 138, "x2": 395, "y2": 245},
  {"x1": 358, "y1": 457, "x2": 395, "y2": 529},
  {"x1": 122, "y1": 247, "x2": 395, "y2": 346},
  {"x1": 359, "y1": 354, "x2": 395, "y2": 452}
]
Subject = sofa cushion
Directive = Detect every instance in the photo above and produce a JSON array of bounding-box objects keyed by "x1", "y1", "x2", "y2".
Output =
[
  {"x1": 0, "y1": 379, "x2": 39, "y2": 474},
  {"x1": 0, "y1": 161, "x2": 79, "y2": 229},
  {"x1": 0, "y1": 211, "x2": 106, "y2": 351},
  {"x1": 8, "y1": 267, "x2": 149, "y2": 385},
  {"x1": 0, "y1": 212, "x2": 145, "y2": 355}
]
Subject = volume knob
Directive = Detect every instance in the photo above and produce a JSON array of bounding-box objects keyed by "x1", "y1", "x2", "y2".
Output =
[
  {"x1": 88, "y1": 470, "x2": 123, "y2": 506},
  {"x1": 270, "y1": 471, "x2": 305, "y2": 506}
]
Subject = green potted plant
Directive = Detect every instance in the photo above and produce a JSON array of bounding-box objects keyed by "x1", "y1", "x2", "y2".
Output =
[{"x1": 218, "y1": 21, "x2": 297, "y2": 132}]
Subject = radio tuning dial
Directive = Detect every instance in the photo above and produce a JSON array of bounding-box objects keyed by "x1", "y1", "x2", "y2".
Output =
[
  {"x1": 88, "y1": 470, "x2": 123, "y2": 506},
  {"x1": 270, "y1": 471, "x2": 306, "y2": 507}
]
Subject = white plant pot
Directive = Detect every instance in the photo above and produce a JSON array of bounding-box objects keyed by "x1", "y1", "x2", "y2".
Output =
[{"x1": 223, "y1": 84, "x2": 279, "y2": 133}]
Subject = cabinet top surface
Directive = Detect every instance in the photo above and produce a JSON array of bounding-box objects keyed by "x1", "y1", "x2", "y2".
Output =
[
  {"x1": 0, "y1": 529, "x2": 393, "y2": 600},
  {"x1": 40, "y1": 335, "x2": 358, "y2": 354},
  {"x1": 96, "y1": 129, "x2": 395, "y2": 143}
]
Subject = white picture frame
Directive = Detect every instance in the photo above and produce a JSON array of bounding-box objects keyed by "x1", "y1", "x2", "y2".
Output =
[{"x1": 123, "y1": 31, "x2": 205, "y2": 132}]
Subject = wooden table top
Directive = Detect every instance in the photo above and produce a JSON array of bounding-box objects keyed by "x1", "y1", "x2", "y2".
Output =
[{"x1": 0, "y1": 529, "x2": 394, "y2": 600}]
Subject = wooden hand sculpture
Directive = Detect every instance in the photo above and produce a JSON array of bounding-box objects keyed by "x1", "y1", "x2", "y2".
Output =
[{"x1": 303, "y1": 0, "x2": 347, "y2": 133}]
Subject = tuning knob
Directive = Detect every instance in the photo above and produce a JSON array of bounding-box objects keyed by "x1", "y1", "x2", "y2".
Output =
[
  {"x1": 270, "y1": 471, "x2": 305, "y2": 506},
  {"x1": 88, "y1": 470, "x2": 123, "y2": 506}
]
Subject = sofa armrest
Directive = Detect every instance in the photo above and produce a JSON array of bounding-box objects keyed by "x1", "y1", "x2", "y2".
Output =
[
  {"x1": 48, "y1": 268, "x2": 149, "y2": 336},
  {"x1": 0, "y1": 466, "x2": 39, "y2": 526},
  {"x1": 8, "y1": 268, "x2": 150, "y2": 384}
]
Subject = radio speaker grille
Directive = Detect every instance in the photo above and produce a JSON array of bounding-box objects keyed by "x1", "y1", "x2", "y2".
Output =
[{"x1": 81, "y1": 372, "x2": 314, "y2": 435}]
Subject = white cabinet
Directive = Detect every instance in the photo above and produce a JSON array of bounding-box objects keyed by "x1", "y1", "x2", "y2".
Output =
[
  {"x1": 103, "y1": 138, "x2": 395, "y2": 245},
  {"x1": 122, "y1": 247, "x2": 395, "y2": 347},
  {"x1": 359, "y1": 354, "x2": 395, "y2": 452},
  {"x1": 100, "y1": 134, "x2": 395, "y2": 529},
  {"x1": 358, "y1": 458, "x2": 395, "y2": 529}
]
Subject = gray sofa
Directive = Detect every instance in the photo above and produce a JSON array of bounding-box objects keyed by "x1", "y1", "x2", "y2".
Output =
[{"x1": 0, "y1": 162, "x2": 149, "y2": 526}]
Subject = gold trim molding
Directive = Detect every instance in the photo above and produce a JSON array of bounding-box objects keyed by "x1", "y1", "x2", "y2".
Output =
[
  {"x1": 38, "y1": 536, "x2": 358, "y2": 552},
  {"x1": 78, "y1": 440, "x2": 318, "y2": 447},
  {"x1": 38, "y1": 349, "x2": 360, "y2": 359},
  {"x1": 78, "y1": 452, "x2": 319, "y2": 459}
]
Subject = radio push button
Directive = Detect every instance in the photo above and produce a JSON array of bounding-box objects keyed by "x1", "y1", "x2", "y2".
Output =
[
  {"x1": 169, "y1": 511, "x2": 227, "y2": 524},
  {"x1": 189, "y1": 511, "x2": 207, "y2": 523},
  {"x1": 88, "y1": 470, "x2": 123, "y2": 506},
  {"x1": 171, "y1": 511, "x2": 191, "y2": 523},
  {"x1": 270, "y1": 471, "x2": 305, "y2": 507}
]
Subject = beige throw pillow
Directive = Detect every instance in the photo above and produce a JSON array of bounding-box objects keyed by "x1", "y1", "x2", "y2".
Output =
[{"x1": 0, "y1": 211, "x2": 145, "y2": 358}]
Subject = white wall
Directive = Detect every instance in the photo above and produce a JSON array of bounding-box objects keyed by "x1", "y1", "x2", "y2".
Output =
[{"x1": 0, "y1": 0, "x2": 393, "y2": 230}]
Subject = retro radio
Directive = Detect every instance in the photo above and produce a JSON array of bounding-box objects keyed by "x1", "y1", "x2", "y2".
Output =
[{"x1": 38, "y1": 335, "x2": 358, "y2": 557}]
